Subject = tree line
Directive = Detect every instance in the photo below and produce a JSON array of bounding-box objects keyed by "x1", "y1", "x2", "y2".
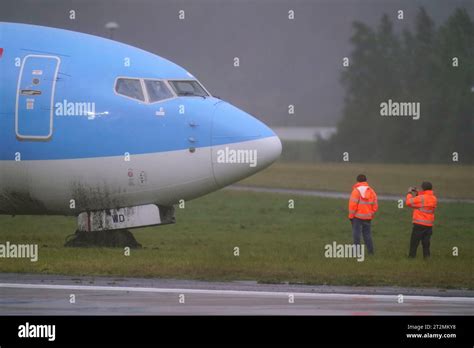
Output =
[{"x1": 319, "y1": 7, "x2": 474, "y2": 164}]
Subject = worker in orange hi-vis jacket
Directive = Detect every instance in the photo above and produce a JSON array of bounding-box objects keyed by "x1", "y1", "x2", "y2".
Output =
[
  {"x1": 406, "y1": 181, "x2": 437, "y2": 259},
  {"x1": 348, "y1": 174, "x2": 378, "y2": 254}
]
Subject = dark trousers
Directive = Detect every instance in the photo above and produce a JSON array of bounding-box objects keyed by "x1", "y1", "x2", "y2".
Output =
[
  {"x1": 352, "y1": 218, "x2": 374, "y2": 254},
  {"x1": 409, "y1": 223, "x2": 433, "y2": 258}
]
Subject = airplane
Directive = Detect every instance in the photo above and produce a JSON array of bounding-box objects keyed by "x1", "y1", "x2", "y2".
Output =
[{"x1": 0, "y1": 22, "x2": 282, "y2": 237}]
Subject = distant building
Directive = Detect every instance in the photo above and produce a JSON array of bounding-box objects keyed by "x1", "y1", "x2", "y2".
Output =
[{"x1": 273, "y1": 127, "x2": 337, "y2": 142}]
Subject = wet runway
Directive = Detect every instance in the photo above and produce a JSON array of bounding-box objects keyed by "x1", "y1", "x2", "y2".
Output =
[{"x1": 0, "y1": 274, "x2": 472, "y2": 315}]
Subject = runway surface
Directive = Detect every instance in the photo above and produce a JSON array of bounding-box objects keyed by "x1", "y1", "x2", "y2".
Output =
[
  {"x1": 227, "y1": 185, "x2": 474, "y2": 203},
  {"x1": 0, "y1": 274, "x2": 473, "y2": 315}
]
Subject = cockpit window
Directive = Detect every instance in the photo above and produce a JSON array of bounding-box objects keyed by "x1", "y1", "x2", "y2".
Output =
[
  {"x1": 145, "y1": 80, "x2": 174, "y2": 103},
  {"x1": 115, "y1": 78, "x2": 145, "y2": 101},
  {"x1": 168, "y1": 80, "x2": 209, "y2": 97}
]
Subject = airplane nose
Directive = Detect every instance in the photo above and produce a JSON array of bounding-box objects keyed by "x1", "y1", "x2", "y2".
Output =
[{"x1": 211, "y1": 101, "x2": 282, "y2": 188}]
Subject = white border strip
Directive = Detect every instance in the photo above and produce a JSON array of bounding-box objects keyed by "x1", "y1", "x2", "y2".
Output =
[{"x1": 0, "y1": 283, "x2": 472, "y2": 303}]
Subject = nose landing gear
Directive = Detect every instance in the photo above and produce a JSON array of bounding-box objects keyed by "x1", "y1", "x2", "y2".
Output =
[
  {"x1": 64, "y1": 204, "x2": 175, "y2": 248},
  {"x1": 64, "y1": 229, "x2": 142, "y2": 248}
]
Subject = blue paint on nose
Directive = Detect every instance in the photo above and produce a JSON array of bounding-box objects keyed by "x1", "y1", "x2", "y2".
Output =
[
  {"x1": 211, "y1": 101, "x2": 277, "y2": 146},
  {"x1": 211, "y1": 101, "x2": 282, "y2": 187}
]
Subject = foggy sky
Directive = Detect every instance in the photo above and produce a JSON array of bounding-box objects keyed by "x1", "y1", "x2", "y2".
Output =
[{"x1": 1, "y1": 0, "x2": 473, "y2": 126}]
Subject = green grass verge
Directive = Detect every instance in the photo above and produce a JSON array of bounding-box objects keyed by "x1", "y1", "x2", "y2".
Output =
[
  {"x1": 0, "y1": 190, "x2": 472, "y2": 289},
  {"x1": 240, "y1": 162, "x2": 474, "y2": 199}
]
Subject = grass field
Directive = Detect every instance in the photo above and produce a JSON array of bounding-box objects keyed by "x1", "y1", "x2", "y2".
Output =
[
  {"x1": 240, "y1": 162, "x2": 474, "y2": 199},
  {"x1": 0, "y1": 190, "x2": 472, "y2": 289}
]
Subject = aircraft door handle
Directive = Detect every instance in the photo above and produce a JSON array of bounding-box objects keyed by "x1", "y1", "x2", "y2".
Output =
[{"x1": 20, "y1": 89, "x2": 42, "y2": 96}]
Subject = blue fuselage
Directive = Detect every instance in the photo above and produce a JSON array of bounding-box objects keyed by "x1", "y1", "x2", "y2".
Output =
[{"x1": 0, "y1": 23, "x2": 281, "y2": 215}]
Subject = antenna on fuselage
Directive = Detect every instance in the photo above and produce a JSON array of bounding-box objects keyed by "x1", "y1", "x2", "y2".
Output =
[{"x1": 105, "y1": 22, "x2": 120, "y2": 40}]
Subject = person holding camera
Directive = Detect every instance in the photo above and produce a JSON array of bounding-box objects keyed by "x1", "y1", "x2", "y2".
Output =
[{"x1": 406, "y1": 182, "x2": 438, "y2": 258}]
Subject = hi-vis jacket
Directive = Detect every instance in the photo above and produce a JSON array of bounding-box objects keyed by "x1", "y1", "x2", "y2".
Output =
[
  {"x1": 406, "y1": 190, "x2": 437, "y2": 227},
  {"x1": 348, "y1": 182, "x2": 378, "y2": 220}
]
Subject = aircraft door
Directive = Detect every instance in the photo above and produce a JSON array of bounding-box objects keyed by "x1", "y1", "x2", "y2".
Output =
[{"x1": 15, "y1": 55, "x2": 60, "y2": 141}]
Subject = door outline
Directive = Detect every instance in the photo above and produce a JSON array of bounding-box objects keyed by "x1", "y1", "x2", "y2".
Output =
[{"x1": 15, "y1": 54, "x2": 61, "y2": 141}]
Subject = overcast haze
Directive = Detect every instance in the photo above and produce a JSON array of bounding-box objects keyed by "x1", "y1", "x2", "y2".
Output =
[{"x1": 1, "y1": 0, "x2": 472, "y2": 126}]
